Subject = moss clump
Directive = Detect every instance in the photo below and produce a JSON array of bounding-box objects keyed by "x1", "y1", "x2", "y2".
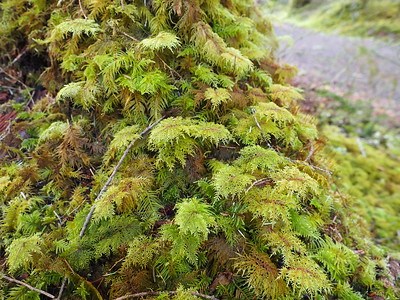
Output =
[{"x1": 0, "y1": 0, "x2": 399, "y2": 299}]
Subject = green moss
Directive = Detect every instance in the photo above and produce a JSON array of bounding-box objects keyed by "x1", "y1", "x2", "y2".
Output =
[
  {"x1": 288, "y1": 0, "x2": 400, "y2": 39},
  {"x1": 0, "y1": 0, "x2": 399, "y2": 299}
]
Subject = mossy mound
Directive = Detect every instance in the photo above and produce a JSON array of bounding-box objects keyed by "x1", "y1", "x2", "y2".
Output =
[{"x1": 0, "y1": 0, "x2": 399, "y2": 299}]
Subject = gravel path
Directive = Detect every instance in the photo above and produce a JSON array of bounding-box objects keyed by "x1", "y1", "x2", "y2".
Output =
[{"x1": 274, "y1": 23, "x2": 400, "y2": 114}]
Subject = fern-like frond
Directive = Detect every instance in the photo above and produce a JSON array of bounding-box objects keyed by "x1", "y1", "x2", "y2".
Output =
[
  {"x1": 192, "y1": 21, "x2": 253, "y2": 76},
  {"x1": 2, "y1": 196, "x2": 30, "y2": 232},
  {"x1": 6, "y1": 234, "x2": 43, "y2": 273},
  {"x1": 93, "y1": 177, "x2": 152, "y2": 221},
  {"x1": 281, "y1": 256, "x2": 331, "y2": 297},
  {"x1": 235, "y1": 145, "x2": 286, "y2": 174},
  {"x1": 235, "y1": 251, "x2": 288, "y2": 299},
  {"x1": 271, "y1": 166, "x2": 321, "y2": 200},
  {"x1": 149, "y1": 117, "x2": 231, "y2": 169},
  {"x1": 336, "y1": 282, "x2": 364, "y2": 300},
  {"x1": 140, "y1": 31, "x2": 181, "y2": 51},
  {"x1": 38, "y1": 121, "x2": 68, "y2": 143},
  {"x1": 175, "y1": 198, "x2": 216, "y2": 238},
  {"x1": 212, "y1": 164, "x2": 255, "y2": 198},
  {"x1": 121, "y1": 236, "x2": 161, "y2": 270},
  {"x1": 104, "y1": 125, "x2": 141, "y2": 164},
  {"x1": 269, "y1": 84, "x2": 303, "y2": 107},
  {"x1": 204, "y1": 87, "x2": 231, "y2": 109},
  {"x1": 264, "y1": 231, "x2": 307, "y2": 256},
  {"x1": 47, "y1": 19, "x2": 101, "y2": 42},
  {"x1": 244, "y1": 187, "x2": 299, "y2": 226},
  {"x1": 314, "y1": 237, "x2": 359, "y2": 282}
]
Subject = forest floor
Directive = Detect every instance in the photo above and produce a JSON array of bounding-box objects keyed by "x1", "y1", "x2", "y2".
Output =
[{"x1": 274, "y1": 22, "x2": 400, "y2": 124}]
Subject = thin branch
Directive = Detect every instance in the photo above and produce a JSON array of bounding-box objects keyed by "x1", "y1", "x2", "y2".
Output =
[
  {"x1": 120, "y1": 31, "x2": 139, "y2": 42},
  {"x1": 56, "y1": 277, "x2": 67, "y2": 300},
  {"x1": 0, "y1": 122, "x2": 12, "y2": 142},
  {"x1": 155, "y1": 54, "x2": 182, "y2": 80},
  {"x1": 1, "y1": 274, "x2": 56, "y2": 299},
  {"x1": 114, "y1": 291, "x2": 219, "y2": 300},
  {"x1": 8, "y1": 46, "x2": 28, "y2": 67},
  {"x1": 291, "y1": 158, "x2": 332, "y2": 175},
  {"x1": 78, "y1": 0, "x2": 87, "y2": 19},
  {"x1": 0, "y1": 67, "x2": 34, "y2": 106},
  {"x1": 245, "y1": 178, "x2": 272, "y2": 193},
  {"x1": 0, "y1": 85, "x2": 19, "y2": 90},
  {"x1": 0, "y1": 67, "x2": 30, "y2": 90},
  {"x1": 53, "y1": 211, "x2": 63, "y2": 226},
  {"x1": 79, "y1": 116, "x2": 166, "y2": 238},
  {"x1": 305, "y1": 142, "x2": 315, "y2": 162}
]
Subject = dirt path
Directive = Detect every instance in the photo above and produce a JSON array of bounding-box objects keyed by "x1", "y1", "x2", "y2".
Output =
[{"x1": 274, "y1": 22, "x2": 400, "y2": 118}]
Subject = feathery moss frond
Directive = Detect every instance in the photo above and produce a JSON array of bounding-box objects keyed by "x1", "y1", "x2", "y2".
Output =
[
  {"x1": 6, "y1": 234, "x2": 43, "y2": 273},
  {"x1": 149, "y1": 117, "x2": 231, "y2": 169},
  {"x1": 140, "y1": 31, "x2": 181, "y2": 51}
]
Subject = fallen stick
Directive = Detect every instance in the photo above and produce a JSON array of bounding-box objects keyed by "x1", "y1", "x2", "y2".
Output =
[
  {"x1": 79, "y1": 116, "x2": 166, "y2": 238},
  {"x1": 114, "y1": 291, "x2": 219, "y2": 300},
  {"x1": 1, "y1": 274, "x2": 56, "y2": 299}
]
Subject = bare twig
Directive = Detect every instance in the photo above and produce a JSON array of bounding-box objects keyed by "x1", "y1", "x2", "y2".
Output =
[
  {"x1": 120, "y1": 31, "x2": 139, "y2": 42},
  {"x1": 78, "y1": 0, "x2": 87, "y2": 19},
  {"x1": 56, "y1": 277, "x2": 67, "y2": 300},
  {"x1": 79, "y1": 116, "x2": 166, "y2": 238},
  {"x1": 305, "y1": 142, "x2": 315, "y2": 162},
  {"x1": 114, "y1": 291, "x2": 219, "y2": 300},
  {"x1": 8, "y1": 47, "x2": 28, "y2": 67},
  {"x1": 53, "y1": 211, "x2": 63, "y2": 226},
  {"x1": 107, "y1": 257, "x2": 125, "y2": 273},
  {"x1": 0, "y1": 67, "x2": 34, "y2": 106},
  {"x1": 156, "y1": 54, "x2": 182, "y2": 79},
  {"x1": 245, "y1": 178, "x2": 271, "y2": 193},
  {"x1": 293, "y1": 159, "x2": 333, "y2": 176},
  {"x1": 0, "y1": 67, "x2": 30, "y2": 90},
  {"x1": 1, "y1": 274, "x2": 56, "y2": 299},
  {"x1": 0, "y1": 122, "x2": 12, "y2": 142}
]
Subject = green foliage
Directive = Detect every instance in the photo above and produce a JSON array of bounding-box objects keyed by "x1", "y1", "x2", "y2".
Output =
[
  {"x1": 287, "y1": 0, "x2": 400, "y2": 38},
  {"x1": 149, "y1": 117, "x2": 231, "y2": 169},
  {"x1": 6, "y1": 234, "x2": 42, "y2": 273},
  {"x1": 235, "y1": 251, "x2": 288, "y2": 298},
  {"x1": 103, "y1": 125, "x2": 141, "y2": 163},
  {"x1": 212, "y1": 164, "x2": 255, "y2": 198},
  {"x1": 204, "y1": 88, "x2": 231, "y2": 109},
  {"x1": 140, "y1": 31, "x2": 181, "y2": 51},
  {"x1": 174, "y1": 198, "x2": 215, "y2": 238},
  {"x1": 161, "y1": 198, "x2": 215, "y2": 265},
  {"x1": 122, "y1": 236, "x2": 161, "y2": 270},
  {"x1": 47, "y1": 18, "x2": 101, "y2": 43},
  {"x1": 314, "y1": 237, "x2": 359, "y2": 282},
  {"x1": 0, "y1": 0, "x2": 398, "y2": 299},
  {"x1": 280, "y1": 256, "x2": 331, "y2": 296}
]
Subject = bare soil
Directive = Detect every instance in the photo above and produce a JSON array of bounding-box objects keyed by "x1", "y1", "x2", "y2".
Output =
[{"x1": 274, "y1": 22, "x2": 400, "y2": 122}]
